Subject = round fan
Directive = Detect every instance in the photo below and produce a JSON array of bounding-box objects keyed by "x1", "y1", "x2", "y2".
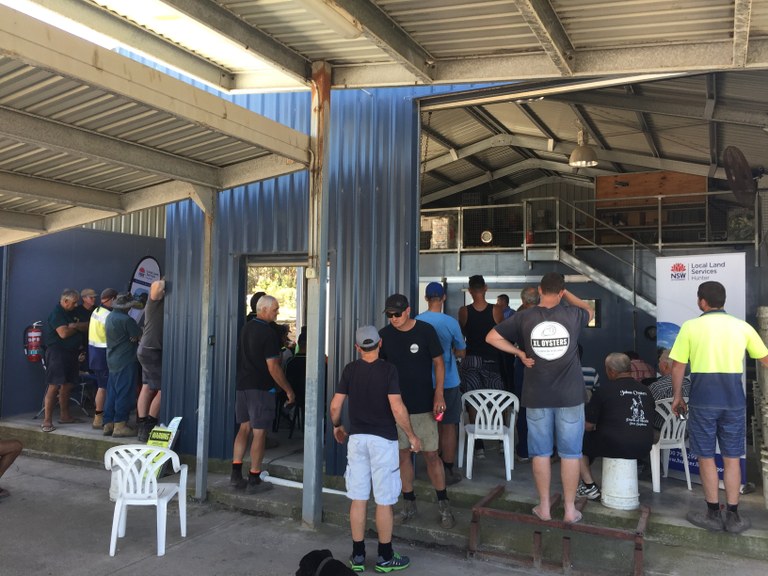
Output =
[{"x1": 722, "y1": 146, "x2": 759, "y2": 208}]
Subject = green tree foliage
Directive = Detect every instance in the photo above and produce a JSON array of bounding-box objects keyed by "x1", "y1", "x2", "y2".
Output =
[{"x1": 247, "y1": 266, "x2": 297, "y2": 332}]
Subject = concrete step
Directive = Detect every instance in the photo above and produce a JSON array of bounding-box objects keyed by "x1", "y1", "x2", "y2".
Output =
[{"x1": 3, "y1": 415, "x2": 768, "y2": 574}]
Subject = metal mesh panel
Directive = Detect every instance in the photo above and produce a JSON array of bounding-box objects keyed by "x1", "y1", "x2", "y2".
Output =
[{"x1": 462, "y1": 204, "x2": 524, "y2": 249}]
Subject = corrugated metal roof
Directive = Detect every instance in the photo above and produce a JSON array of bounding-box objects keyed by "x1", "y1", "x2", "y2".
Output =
[{"x1": 0, "y1": 8, "x2": 310, "y2": 246}]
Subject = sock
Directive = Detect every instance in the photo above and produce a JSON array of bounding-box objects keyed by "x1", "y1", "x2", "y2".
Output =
[
  {"x1": 402, "y1": 491, "x2": 416, "y2": 501},
  {"x1": 377, "y1": 541, "x2": 393, "y2": 561},
  {"x1": 706, "y1": 501, "x2": 720, "y2": 512},
  {"x1": 137, "y1": 416, "x2": 147, "y2": 423},
  {"x1": 436, "y1": 489, "x2": 448, "y2": 501},
  {"x1": 727, "y1": 504, "x2": 738, "y2": 513},
  {"x1": 232, "y1": 462, "x2": 243, "y2": 475},
  {"x1": 95, "y1": 410, "x2": 103, "y2": 415},
  {"x1": 249, "y1": 470, "x2": 261, "y2": 483},
  {"x1": 585, "y1": 482, "x2": 596, "y2": 488},
  {"x1": 352, "y1": 540, "x2": 365, "y2": 558}
]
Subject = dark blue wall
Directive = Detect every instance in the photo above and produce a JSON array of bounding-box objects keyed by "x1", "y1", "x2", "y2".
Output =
[{"x1": 1, "y1": 228, "x2": 165, "y2": 416}]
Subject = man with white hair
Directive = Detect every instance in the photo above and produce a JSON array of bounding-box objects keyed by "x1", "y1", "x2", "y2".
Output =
[{"x1": 231, "y1": 295, "x2": 296, "y2": 493}]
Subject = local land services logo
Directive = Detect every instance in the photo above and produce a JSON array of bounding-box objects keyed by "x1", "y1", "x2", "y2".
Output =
[
  {"x1": 530, "y1": 321, "x2": 570, "y2": 360},
  {"x1": 669, "y1": 262, "x2": 687, "y2": 281}
]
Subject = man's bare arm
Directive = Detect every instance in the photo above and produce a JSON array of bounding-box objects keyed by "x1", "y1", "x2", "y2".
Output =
[
  {"x1": 486, "y1": 329, "x2": 534, "y2": 367},
  {"x1": 562, "y1": 289, "x2": 594, "y2": 323},
  {"x1": 266, "y1": 357, "x2": 295, "y2": 405}
]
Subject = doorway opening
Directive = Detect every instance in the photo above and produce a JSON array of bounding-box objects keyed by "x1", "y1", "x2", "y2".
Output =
[{"x1": 245, "y1": 264, "x2": 304, "y2": 345}]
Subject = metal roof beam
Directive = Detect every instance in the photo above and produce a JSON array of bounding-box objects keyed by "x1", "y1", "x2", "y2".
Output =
[
  {"x1": 331, "y1": 0, "x2": 434, "y2": 83},
  {"x1": 549, "y1": 91, "x2": 768, "y2": 127},
  {"x1": 29, "y1": 0, "x2": 234, "y2": 91},
  {"x1": 0, "y1": 171, "x2": 124, "y2": 212},
  {"x1": 0, "y1": 6, "x2": 311, "y2": 164},
  {"x1": 733, "y1": 0, "x2": 753, "y2": 68},
  {"x1": 489, "y1": 175, "x2": 593, "y2": 201},
  {"x1": 0, "y1": 209, "x2": 45, "y2": 232},
  {"x1": 705, "y1": 75, "x2": 719, "y2": 177},
  {"x1": 219, "y1": 155, "x2": 306, "y2": 190},
  {"x1": 512, "y1": 0, "x2": 574, "y2": 76},
  {"x1": 162, "y1": 0, "x2": 312, "y2": 86},
  {"x1": 625, "y1": 85, "x2": 660, "y2": 158},
  {"x1": 0, "y1": 107, "x2": 220, "y2": 188},
  {"x1": 517, "y1": 103, "x2": 558, "y2": 141},
  {"x1": 421, "y1": 158, "x2": 612, "y2": 205},
  {"x1": 422, "y1": 133, "x2": 726, "y2": 179}
]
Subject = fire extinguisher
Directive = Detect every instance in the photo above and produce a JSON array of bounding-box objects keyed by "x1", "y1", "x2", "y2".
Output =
[{"x1": 24, "y1": 321, "x2": 43, "y2": 362}]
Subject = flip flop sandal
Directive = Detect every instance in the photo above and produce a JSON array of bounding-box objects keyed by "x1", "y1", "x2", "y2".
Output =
[
  {"x1": 41, "y1": 424, "x2": 57, "y2": 432},
  {"x1": 532, "y1": 506, "x2": 552, "y2": 521},
  {"x1": 565, "y1": 511, "x2": 583, "y2": 525}
]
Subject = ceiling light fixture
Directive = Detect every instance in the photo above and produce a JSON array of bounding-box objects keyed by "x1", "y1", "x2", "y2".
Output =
[
  {"x1": 568, "y1": 124, "x2": 598, "y2": 168},
  {"x1": 294, "y1": 0, "x2": 363, "y2": 39}
]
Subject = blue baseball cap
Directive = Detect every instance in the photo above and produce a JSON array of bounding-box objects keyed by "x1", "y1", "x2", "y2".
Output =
[{"x1": 425, "y1": 282, "x2": 444, "y2": 298}]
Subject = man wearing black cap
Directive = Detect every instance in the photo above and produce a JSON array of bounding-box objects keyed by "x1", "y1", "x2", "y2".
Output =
[
  {"x1": 87, "y1": 288, "x2": 117, "y2": 429},
  {"x1": 416, "y1": 282, "x2": 466, "y2": 484},
  {"x1": 330, "y1": 325, "x2": 421, "y2": 572},
  {"x1": 379, "y1": 293, "x2": 455, "y2": 529}
]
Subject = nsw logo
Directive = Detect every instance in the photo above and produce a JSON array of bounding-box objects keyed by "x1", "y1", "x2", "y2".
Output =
[{"x1": 669, "y1": 262, "x2": 686, "y2": 281}]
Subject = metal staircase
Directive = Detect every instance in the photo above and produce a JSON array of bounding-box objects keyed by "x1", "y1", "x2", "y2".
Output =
[{"x1": 523, "y1": 199, "x2": 657, "y2": 316}]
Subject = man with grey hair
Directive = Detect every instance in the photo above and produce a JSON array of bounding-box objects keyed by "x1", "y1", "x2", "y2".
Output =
[
  {"x1": 577, "y1": 352, "x2": 655, "y2": 501},
  {"x1": 41, "y1": 289, "x2": 89, "y2": 432},
  {"x1": 649, "y1": 349, "x2": 690, "y2": 431},
  {"x1": 231, "y1": 295, "x2": 296, "y2": 493}
]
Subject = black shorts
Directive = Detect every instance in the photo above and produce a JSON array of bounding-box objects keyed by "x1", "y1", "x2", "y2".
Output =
[
  {"x1": 45, "y1": 347, "x2": 79, "y2": 386},
  {"x1": 137, "y1": 345, "x2": 163, "y2": 391},
  {"x1": 235, "y1": 389, "x2": 276, "y2": 430}
]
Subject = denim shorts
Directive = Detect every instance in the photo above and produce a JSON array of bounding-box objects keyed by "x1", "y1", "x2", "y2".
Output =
[
  {"x1": 345, "y1": 434, "x2": 402, "y2": 505},
  {"x1": 688, "y1": 406, "x2": 746, "y2": 458},
  {"x1": 526, "y1": 405, "x2": 584, "y2": 459}
]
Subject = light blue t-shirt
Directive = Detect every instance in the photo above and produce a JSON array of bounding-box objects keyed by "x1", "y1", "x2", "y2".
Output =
[{"x1": 416, "y1": 310, "x2": 466, "y2": 389}]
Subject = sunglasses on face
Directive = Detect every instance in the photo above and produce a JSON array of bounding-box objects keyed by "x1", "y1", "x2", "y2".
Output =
[{"x1": 386, "y1": 311, "x2": 403, "y2": 319}]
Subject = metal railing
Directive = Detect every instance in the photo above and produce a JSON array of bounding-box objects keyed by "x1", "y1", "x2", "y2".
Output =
[{"x1": 420, "y1": 192, "x2": 758, "y2": 300}]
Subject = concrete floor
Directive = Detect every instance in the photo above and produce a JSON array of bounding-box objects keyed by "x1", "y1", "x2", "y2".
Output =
[{"x1": 2, "y1": 410, "x2": 768, "y2": 575}]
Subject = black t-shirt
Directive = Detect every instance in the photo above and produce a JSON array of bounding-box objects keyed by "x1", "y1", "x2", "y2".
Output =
[
  {"x1": 495, "y1": 304, "x2": 590, "y2": 408},
  {"x1": 585, "y1": 376, "x2": 655, "y2": 459},
  {"x1": 379, "y1": 320, "x2": 442, "y2": 414},
  {"x1": 337, "y1": 358, "x2": 400, "y2": 441},
  {"x1": 44, "y1": 304, "x2": 80, "y2": 351},
  {"x1": 236, "y1": 318, "x2": 281, "y2": 391}
]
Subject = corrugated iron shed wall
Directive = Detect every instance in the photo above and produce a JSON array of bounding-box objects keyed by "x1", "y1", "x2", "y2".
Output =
[{"x1": 162, "y1": 81, "x2": 464, "y2": 459}]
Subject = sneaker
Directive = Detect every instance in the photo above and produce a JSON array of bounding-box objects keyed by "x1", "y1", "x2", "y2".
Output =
[
  {"x1": 724, "y1": 510, "x2": 751, "y2": 534},
  {"x1": 393, "y1": 500, "x2": 417, "y2": 525},
  {"x1": 515, "y1": 454, "x2": 530, "y2": 463},
  {"x1": 576, "y1": 481, "x2": 601, "y2": 501},
  {"x1": 246, "y1": 479, "x2": 273, "y2": 494},
  {"x1": 375, "y1": 551, "x2": 410, "y2": 573},
  {"x1": 438, "y1": 499, "x2": 456, "y2": 529},
  {"x1": 349, "y1": 554, "x2": 366, "y2": 572},
  {"x1": 686, "y1": 508, "x2": 724, "y2": 532},
  {"x1": 444, "y1": 468, "x2": 462, "y2": 486},
  {"x1": 474, "y1": 448, "x2": 485, "y2": 460}
]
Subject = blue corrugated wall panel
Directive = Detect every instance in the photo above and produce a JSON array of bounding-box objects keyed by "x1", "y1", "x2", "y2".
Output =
[{"x1": 158, "y1": 82, "x2": 484, "y2": 459}]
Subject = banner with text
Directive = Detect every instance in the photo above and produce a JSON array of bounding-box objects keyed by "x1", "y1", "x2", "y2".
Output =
[{"x1": 656, "y1": 252, "x2": 746, "y2": 485}]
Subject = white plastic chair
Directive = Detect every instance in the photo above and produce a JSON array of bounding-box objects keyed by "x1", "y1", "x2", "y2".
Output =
[
  {"x1": 104, "y1": 445, "x2": 188, "y2": 556},
  {"x1": 650, "y1": 398, "x2": 692, "y2": 493},
  {"x1": 458, "y1": 390, "x2": 519, "y2": 481}
]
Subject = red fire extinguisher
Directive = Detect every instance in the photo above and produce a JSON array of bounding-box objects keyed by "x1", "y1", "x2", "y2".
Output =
[{"x1": 24, "y1": 321, "x2": 43, "y2": 362}]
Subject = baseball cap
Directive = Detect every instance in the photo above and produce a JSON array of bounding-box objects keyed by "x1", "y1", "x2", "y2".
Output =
[
  {"x1": 100, "y1": 288, "x2": 118, "y2": 301},
  {"x1": 425, "y1": 282, "x2": 444, "y2": 298},
  {"x1": 468, "y1": 275, "x2": 486, "y2": 289},
  {"x1": 80, "y1": 288, "x2": 97, "y2": 298},
  {"x1": 355, "y1": 325, "x2": 381, "y2": 348},
  {"x1": 384, "y1": 293, "x2": 409, "y2": 313}
]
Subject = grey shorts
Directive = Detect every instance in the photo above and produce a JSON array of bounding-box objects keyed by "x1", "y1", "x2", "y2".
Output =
[
  {"x1": 397, "y1": 412, "x2": 439, "y2": 452},
  {"x1": 137, "y1": 345, "x2": 163, "y2": 390},
  {"x1": 235, "y1": 389, "x2": 276, "y2": 430}
]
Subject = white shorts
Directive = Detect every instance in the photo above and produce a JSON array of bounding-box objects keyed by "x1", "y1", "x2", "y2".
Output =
[{"x1": 344, "y1": 434, "x2": 401, "y2": 505}]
